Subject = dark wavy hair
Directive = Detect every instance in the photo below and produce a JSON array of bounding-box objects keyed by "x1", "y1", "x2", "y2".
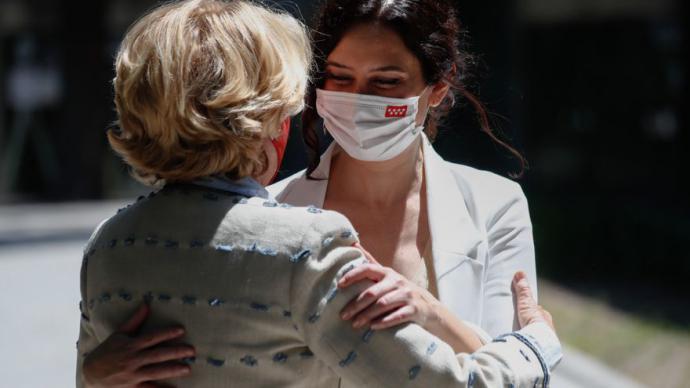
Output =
[{"x1": 302, "y1": 0, "x2": 526, "y2": 178}]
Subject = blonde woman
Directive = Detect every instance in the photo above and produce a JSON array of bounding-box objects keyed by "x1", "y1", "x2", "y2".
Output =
[{"x1": 78, "y1": 1, "x2": 561, "y2": 387}]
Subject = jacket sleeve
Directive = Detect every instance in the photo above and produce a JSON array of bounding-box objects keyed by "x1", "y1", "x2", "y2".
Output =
[
  {"x1": 75, "y1": 221, "x2": 108, "y2": 388},
  {"x1": 289, "y1": 211, "x2": 560, "y2": 387},
  {"x1": 75, "y1": 256, "x2": 99, "y2": 387},
  {"x1": 482, "y1": 184, "x2": 538, "y2": 337}
]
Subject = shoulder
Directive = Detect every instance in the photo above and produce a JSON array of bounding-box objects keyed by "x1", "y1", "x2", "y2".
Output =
[
  {"x1": 441, "y1": 161, "x2": 530, "y2": 227},
  {"x1": 446, "y1": 162, "x2": 525, "y2": 202}
]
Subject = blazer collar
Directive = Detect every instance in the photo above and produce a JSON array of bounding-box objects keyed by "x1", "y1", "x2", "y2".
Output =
[
  {"x1": 310, "y1": 141, "x2": 338, "y2": 181},
  {"x1": 421, "y1": 135, "x2": 483, "y2": 277}
]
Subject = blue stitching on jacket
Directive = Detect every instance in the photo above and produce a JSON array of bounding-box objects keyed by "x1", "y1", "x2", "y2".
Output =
[
  {"x1": 299, "y1": 349, "x2": 314, "y2": 358},
  {"x1": 426, "y1": 341, "x2": 438, "y2": 355},
  {"x1": 290, "y1": 249, "x2": 311, "y2": 263},
  {"x1": 164, "y1": 240, "x2": 179, "y2": 249},
  {"x1": 307, "y1": 206, "x2": 322, "y2": 214},
  {"x1": 250, "y1": 302, "x2": 269, "y2": 311},
  {"x1": 182, "y1": 356, "x2": 196, "y2": 365},
  {"x1": 362, "y1": 329, "x2": 374, "y2": 343},
  {"x1": 240, "y1": 355, "x2": 258, "y2": 367},
  {"x1": 408, "y1": 365, "x2": 421, "y2": 380},
  {"x1": 325, "y1": 287, "x2": 338, "y2": 302},
  {"x1": 273, "y1": 352, "x2": 288, "y2": 363},
  {"x1": 339, "y1": 351, "x2": 357, "y2": 367},
  {"x1": 323, "y1": 236, "x2": 334, "y2": 247},
  {"x1": 190, "y1": 240, "x2": 204, "y2": 248},
  {"x1": 207, "y1": 357, "x2": 225, "y2": 367},
  {"x1": 118, "y1": 290, "x2": 132, "y2": 301}
]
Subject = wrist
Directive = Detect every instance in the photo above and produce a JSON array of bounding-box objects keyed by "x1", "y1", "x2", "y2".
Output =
[{"x1": 423, "y1": 293, "x2": 445, "y2": 334}]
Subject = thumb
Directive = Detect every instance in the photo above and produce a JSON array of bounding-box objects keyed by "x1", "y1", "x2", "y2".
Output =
[
  {"x1": 512, "y1": 271, "x2": 535, "y2": 303},
  {"x1": 353, "y1": 242, "x2": 380, "y2": 265},
  {"x1": 117, "y1": 302, "x2": 150, "y2": 334}
]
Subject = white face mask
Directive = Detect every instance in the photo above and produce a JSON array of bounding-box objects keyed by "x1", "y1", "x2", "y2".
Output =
[{"x1": 316, "y1": 88, "x2": 427, "y2": 162}]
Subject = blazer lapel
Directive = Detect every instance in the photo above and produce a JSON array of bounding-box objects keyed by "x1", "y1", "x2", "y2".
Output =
[{"x1": 422, "y1": 136, "x2": 485, "y2": 322}]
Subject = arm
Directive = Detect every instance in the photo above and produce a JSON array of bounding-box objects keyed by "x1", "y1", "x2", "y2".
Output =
[
  {"x1": 483, "y1": 186, "x2": 538, "y2": 336},
  {"x1": 290, "y1": 214, "x2": 561, "y2": 387},
  {"x1": 76, "y1": 234, "x2": 193, "y2": 388},
  {"x1": 337, "y1": 261, "x2": 485, "y2": 354}
]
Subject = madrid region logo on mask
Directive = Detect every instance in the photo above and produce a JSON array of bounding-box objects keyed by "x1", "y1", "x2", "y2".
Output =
[{"x1": 385, "y1": 105, "x2": 408, "y2": 118}]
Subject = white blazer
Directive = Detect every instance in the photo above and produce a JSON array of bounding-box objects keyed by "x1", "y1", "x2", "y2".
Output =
[{"x1": 268, "y1": 135, "x2": 537, "y2": 338}]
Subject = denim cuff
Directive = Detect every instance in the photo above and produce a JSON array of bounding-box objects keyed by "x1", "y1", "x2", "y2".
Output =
[{"x1": 518, "y1": 321, "x2": 563, "y2": 370}]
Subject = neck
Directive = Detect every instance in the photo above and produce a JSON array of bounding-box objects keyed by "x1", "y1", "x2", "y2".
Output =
[{"x1": 328, "y1": 137, "x2": 424, "y2": 207}]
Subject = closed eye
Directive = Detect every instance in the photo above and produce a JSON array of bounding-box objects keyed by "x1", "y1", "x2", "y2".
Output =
[
  {"x1": 325, "y1": 72, "x2": 353, "y2": 84},
  {"x1": 372, "y1": 77, "x2": 402, "y2": 89}
]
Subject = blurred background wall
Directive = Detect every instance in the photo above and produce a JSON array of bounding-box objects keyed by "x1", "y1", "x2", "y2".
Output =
[{"x1": 0, "y1": 0, "x2": 688, "y2": 384}]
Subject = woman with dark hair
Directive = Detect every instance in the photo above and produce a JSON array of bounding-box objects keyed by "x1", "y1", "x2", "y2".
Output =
[{"x1": 270, "y1": 0, "x2": 537, "y2": 346}]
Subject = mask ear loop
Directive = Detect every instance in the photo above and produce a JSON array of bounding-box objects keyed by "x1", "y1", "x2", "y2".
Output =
[{"x1": 415, "y1": 85, "x2": 434, "y2": 130}]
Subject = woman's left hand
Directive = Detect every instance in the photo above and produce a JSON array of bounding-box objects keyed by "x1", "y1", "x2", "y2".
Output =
[{"x1": 338, "y1": 261, "x2": 440, "y2": 331}]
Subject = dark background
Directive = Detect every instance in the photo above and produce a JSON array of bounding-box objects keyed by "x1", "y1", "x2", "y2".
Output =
[{"x1": 1, "y1": 0, "x2": 688, "y2": 327}]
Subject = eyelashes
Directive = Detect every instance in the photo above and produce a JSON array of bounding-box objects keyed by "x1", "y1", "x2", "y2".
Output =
[{"x1": 324, "y1": 72, "x2": 403, "y2": 88}]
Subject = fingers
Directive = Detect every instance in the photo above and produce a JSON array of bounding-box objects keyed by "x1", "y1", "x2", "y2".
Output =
[
  {"x1": 370, "y1": 306, "x2": 416, "y2": 330},
  {"x1": 353, "y1": 242, "x2": 380, "y2": 265},
  {"x1": 133, "y1": 345, "x2": 196, "y2": 369},
  {"x1": 351, "y1": 288, "x2": 410, "y2": 329},
  {"x1": 133, "y1": 327, "x2": 186, "y2": 350},
  {"x1": 118, "y1": 303, "x2": 150, "y2": 334},
  {"x1": 340, "y1": 280, "x2": 397, "y2": 320},
  {"x1": 136, "y1": 362, "x2": 191, "y2": 382},
  {"x1": 338, "y1": 263, "x2": 387, "y2": 288}
]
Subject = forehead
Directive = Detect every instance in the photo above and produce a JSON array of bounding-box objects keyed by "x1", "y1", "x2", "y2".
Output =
[{"x1": 327, "y1": 23, "x2": 421, "y2": 73}]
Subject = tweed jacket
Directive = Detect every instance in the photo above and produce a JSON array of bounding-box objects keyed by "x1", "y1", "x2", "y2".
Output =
[{"x1": 76, "y1": 181, "x2": 561, "y2": 387}]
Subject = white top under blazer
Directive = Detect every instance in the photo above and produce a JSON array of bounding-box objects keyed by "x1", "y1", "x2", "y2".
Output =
[{"x1": 268, "y1": 134, "x2": 538, "y2": 338}]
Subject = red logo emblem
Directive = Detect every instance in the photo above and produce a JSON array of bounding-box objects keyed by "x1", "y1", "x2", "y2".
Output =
[{"x1": 385, "y1": 105, "x2": 408, "y2": 118}]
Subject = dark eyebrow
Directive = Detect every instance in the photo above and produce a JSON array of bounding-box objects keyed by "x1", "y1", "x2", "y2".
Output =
[
  {"x1": 371, "y1": 65, "x2": 406, "y2": 72},
  {"x1": 326, "y1": 61, "x2": 352, "y2": 69},
  {"x1": 326, "y1": 61, "x2": 406, "y2": 73}
]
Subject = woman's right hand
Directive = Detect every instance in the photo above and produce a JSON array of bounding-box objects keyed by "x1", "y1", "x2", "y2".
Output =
[
  {"x1": 83, "y1": 303, "x2": 195, "y2": 388},
  {"x1": 512, "y1": 271, "x2": 556, "y2": 332}
]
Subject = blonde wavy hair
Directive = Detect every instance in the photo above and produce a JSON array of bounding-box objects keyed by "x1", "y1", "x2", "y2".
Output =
[{"x1": 109, "y1": 0, "x2": 312, "y2": 185}]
